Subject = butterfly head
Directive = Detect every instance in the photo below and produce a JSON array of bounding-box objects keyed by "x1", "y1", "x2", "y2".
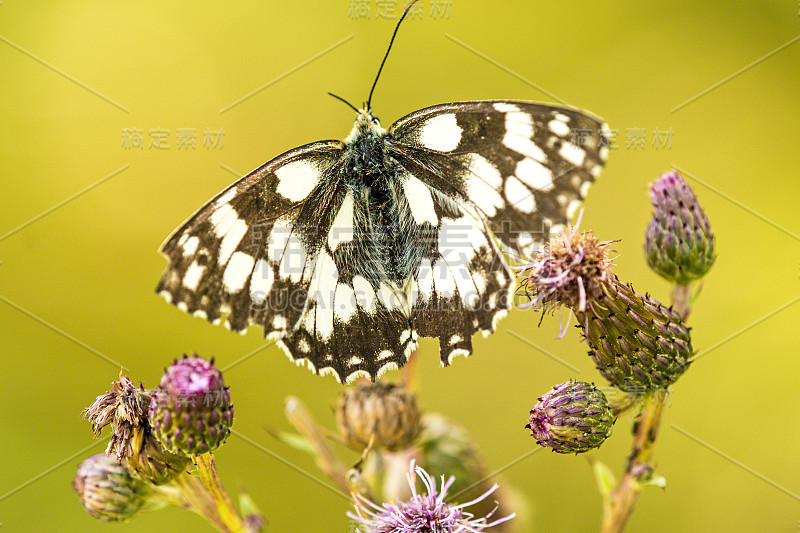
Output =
[{"x1": 344, "y1": 107, "x2": 386, "y2": 143}]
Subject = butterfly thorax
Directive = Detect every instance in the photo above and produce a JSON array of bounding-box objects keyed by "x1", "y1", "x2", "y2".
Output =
[
  {"x1": 342, "y1": 109, "x2": 391, "y2": 183},
  {"x1": 340, "y1": 109, "x2": 410, "y2": 285}
]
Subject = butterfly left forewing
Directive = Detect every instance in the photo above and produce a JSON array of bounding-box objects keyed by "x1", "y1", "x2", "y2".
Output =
[{"x1": 157, "y1": 141, "x2": 343, "y2": 336}]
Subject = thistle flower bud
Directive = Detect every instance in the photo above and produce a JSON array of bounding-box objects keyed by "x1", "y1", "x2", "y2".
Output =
[
  {"x1": 82, "y1": 373, "x2": 188, "y2": 485},
  {"x1": 645, "y1": 171, "x2": 715, "y2": 283},
  {"x1": 336, "y1": 382, "x2": 420, "y2": 452},
  {"x1": 577, "y1": 279, "x2": 693, "y2": 390},
  {"x1": 526, "y1": 381, "x2": 614, "y2": 454},
  {"x1": 149, "y1": 355, "x2": 233, "y2": 456},
  {"x1": 416, "y1": 413, "x2": 483, "y2": 496},
  {"x1": 73, "y1": 454, "x2": 150, "y2": 522}
]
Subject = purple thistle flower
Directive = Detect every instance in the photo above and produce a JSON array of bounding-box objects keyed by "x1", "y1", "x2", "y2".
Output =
[
  {"x1": 349, "y1": 460, "x2": 514, "y2": 533},
  {"x1": 149, "y1": 354, "x2": 233, "y2": 456}
]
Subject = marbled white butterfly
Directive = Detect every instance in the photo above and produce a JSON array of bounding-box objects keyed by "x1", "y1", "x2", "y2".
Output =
[{"x1": 156, "y1": 4, "x2": 609, "y2": 383}]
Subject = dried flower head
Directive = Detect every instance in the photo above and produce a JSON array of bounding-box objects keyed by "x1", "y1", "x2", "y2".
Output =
[
  {"x1": 349, "y1": 460, "x2": 514, "y2": 533},
  {"x1": 517, "y1": 222, "x2": 615, "y2": 323},
  {"x1": 645, "y1": 170, "x2": 715, "y2": 283},
  {"x1": 73, "y1": 454, "x2": 150, "y2": 522},
  {"x1": 83, "y1": 373, "x2": 152, "y2": 456},
  {"x1": 82, "y1": 372, "x2": 188, "y2": 485},
  {"x1": 149, "y1": 354, "x2": 233, "y2": 456},
  {"x1": 337, "y1": 382, "x2": 421, "y2": 452},
  {"x1": 526, "y1": 381, "x2": 614, "y2": 454}
]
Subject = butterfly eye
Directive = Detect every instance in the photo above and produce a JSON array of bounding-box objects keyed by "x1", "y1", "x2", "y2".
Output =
[{"x1": 371, "y1": 116, "x2": 380, "y2": 125}]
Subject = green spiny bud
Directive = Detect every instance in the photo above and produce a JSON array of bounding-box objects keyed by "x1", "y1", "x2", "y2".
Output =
[
  {"x1": 82, "y1": 373, "x2": 188, "y2": 485},
  {"x1": 123, "y1": 431, "x2": 190, "y2": 485},
  {"x1": 578, "y1": 279, "x2": 693, "y2": 390},
  {"x1": 336, "y1": 382, "x2": 420, "y2": 452},
  {"x1": 150, "y1": 355, "x2": 233, "y2": 456},
  {"x1": 526, "y1": 381, "x2": 614, "y2": 454},
  {"x1": 645, "y1": 171, "x2": 715, "y2": 283},
  {"x1": 73, "y1": 454, "x2": 150, "y2": 522}
]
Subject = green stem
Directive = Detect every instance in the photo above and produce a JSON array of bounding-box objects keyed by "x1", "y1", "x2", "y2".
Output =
[
  {"x1": 171, "y1": 470, "x2": 230, "y2": 532},
  {"x1": 601, "y1": 280, "x2": 691, "y2": 532},
  {"x1": 193, "y1": 453, "x2": 247, "y2": 533},
  {"x1": 284, "y1": 396, "x2": 350, "y2": 494},
  {"x1": 671, "y1": 283, "x2": 691, "y2": 320},
  {"x1": 601, "y1": 389, "x2": 669, "y2": 533}
]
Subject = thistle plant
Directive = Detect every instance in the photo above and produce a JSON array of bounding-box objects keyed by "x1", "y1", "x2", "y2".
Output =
[
  {"x1": 150, "y1": 354, "x2": 234, "y2": 456},
  {"x1": 75, "y1": 356, "x2": 263, "y2": 532},
  {"x1": 516, "y1": 172, "x2": 714, "y2": 533},
  {"x1": 336, "y1": 382, "x2": 421, "y2": 452},
  {"x1": 645, "y1": 170, "x2": 715, "y2": 285},
  {"x1": 83, "y1": 373, "x2": 188, "y2": 485},
  {"x1": 518, "y1": 222, "x2": 694, "y2": 392},
  {"x1": 273, "y1": 377, "x2": 524, "y2": 532}
]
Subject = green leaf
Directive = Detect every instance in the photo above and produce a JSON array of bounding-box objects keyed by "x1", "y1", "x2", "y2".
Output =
[
  {"x1": 641, "y1": 474, "x2": 667, "y2": 490},
  {"x1": 239, "y1": 491, "x2": 261, "y2": 516},
  {"x1": 592, "y1": 459, "x2": 616, "y2": 500},
  {"x1": 272, "y1": 431, "x2": 316, "y2": 455}
]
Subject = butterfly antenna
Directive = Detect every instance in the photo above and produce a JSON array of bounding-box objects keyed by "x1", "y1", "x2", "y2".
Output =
[
  {"x1": 366, "y1": 0, "x2": 418, "y2": 110},
  {"x1": 328, "y1": 92, "x2": 360, "y2": 113}
]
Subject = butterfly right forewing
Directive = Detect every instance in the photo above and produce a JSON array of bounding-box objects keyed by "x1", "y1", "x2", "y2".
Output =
[{"x1": 388, "y1": 101, "x2": 609, "y2": 257}]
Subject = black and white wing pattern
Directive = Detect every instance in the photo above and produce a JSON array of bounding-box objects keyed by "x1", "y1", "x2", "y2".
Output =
[
  {"x1": 385, "y1": 101, "x2": 608, "y2": 364},
  {"x1": 157, "y1": 141, "x2": 345, "y2": 339},
  {"x1": 388, "y1": 101, "x2": 608, "y2": 257},
  {"x1": 157, "y1": 100, "x2": 608, "y2": 382}
]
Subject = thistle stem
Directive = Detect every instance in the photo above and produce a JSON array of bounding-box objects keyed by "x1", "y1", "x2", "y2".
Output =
[
  {"x1": 171, "y1": 470, "x2": 230, "y2": 532},
  {"x1": 284, "y1": 396, "x2": 350, "y2": 494},
  {"x1": 671, "y1": 283, "x2": 691, "y2": 320},
  {"x1": 401, "y1": 348, "x2": 419, "y2": 392},
  {"x1": 600, "y1": 389, "x2": 668, "y2": 533},
  {"x1": 193, "y1": 453, "x2": 247, "y2": 533}
]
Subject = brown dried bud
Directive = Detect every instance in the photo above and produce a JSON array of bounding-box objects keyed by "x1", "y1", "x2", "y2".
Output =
[{"x1": 336, "y1": 382, "x2": 421, "y2": 451}]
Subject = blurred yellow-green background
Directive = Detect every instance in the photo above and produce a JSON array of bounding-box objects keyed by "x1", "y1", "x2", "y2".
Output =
[{"x1": 2, "y1": 1, "x2": 799, "y2": 531}]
